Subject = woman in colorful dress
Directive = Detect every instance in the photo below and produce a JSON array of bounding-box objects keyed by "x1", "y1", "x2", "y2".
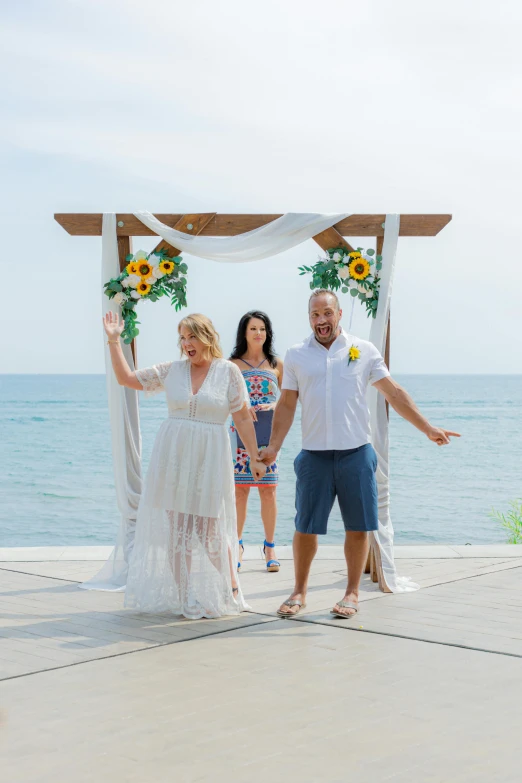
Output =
[
  {"x1": 102, "y1": 310, "x2": 266, "y2": 619},
  {"x1": 230, "y1": 311, "x2": 283, "y2": 573}
]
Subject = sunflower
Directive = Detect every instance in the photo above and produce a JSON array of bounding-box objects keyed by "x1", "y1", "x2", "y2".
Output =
[
  {"x1": 348, "y1": 258, "x2": 371, "y2": 280},
  {"x1": 159, "y1": 259, "x2": 175, "y2": 275},
  {"x1": 348, "y1": 251, "x2": 362, "y2": 259},
  {"x1": 136, "y1": 261, "x2": 153, "y2": 279},
  {"x1": 126, "y1": 261, "x2": 140, "y2": 275},
  {"x1": 136, "y1": 281, "x2": 151, "y2": 296}
]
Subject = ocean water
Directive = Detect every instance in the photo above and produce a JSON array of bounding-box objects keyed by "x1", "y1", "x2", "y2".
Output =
[{"x1": 1, "y1": 374, "x2": 521, "y2": 547}]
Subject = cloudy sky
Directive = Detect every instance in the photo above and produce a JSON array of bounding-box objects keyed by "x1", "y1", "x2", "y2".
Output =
[{"x1": 2, "y1": 0, "x2": 521, "y2": 374}]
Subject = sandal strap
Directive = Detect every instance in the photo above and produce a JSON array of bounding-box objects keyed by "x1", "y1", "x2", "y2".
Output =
[
  {"x1": 336, "y1": 600, "x2": 358, "y2": 611},
  {"x1": 267, "y1": 560, "x2": 280, "y2": 567},
  {"x1": 264, "y1": 540, "x2": 275, "y2": 548},
  {"x1": 283, "y1": 599, "x2": 302, "y2": 607}
]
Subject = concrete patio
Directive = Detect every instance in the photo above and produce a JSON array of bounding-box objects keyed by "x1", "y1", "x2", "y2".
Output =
[{"x1": 1, "y1": 545, "x2": 521, "y2": 782}]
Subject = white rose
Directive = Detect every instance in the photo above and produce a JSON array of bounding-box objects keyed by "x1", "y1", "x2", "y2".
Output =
[
  {"x1": 365, "y1": 290, "x2": 374, "y2": 299},
  {"x1": 126, "y1": 273, "x2": 141, "y2": 288},
  {"x1": 145, "y1": 275, "x2": 156, "y2": 285},
  {"x1": 131, "y1": 290, "x2": 141, "y2": 300},
  {"x1": 348, "y1": 278, "x2": 358, "y2": 289},
  {"x1": 113, "y1": 292, "x2": 127, "y2": 306},
  {"x1": 152, "y1": 266, "x2": 165, "y2": 280},
  {"x1": 357, "y1": 284, "x2": 367, "y2": 294},
  {"x1": 134, "y1": 250, "x2": 148, "y2": 261},
  {"x1": 120, "y1": 277, "x2": 130, "y2": 288},
  {"x1": 338, "y1": 266, "x2": 350, "y2": 280},
  {"x1": 332, "y1": 252, "x2": 342, "y2": 262}
]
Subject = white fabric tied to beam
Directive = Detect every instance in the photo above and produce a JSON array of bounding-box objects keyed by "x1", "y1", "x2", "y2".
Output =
[
  {"x1": 81, "y1": 210, "x2": 416, "y2": 594},
  {"x1": 134, "y1": 211, "x2": 350, "y2": 262},
  {"x1": 368, "y1": 214, "x2": 419, "y2": 592},
  {"x1": 79, "y1": 213, "x2": 143, "y2": 591}
]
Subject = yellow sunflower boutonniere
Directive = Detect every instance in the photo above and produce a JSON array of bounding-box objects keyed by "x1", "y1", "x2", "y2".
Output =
[{"x1": 348, "y1": 345, "x2": 361, "y2": 366}]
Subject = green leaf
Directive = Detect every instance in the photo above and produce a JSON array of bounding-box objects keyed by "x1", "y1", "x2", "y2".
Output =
[
  {"x1": 366, "y1": 248, "x2": 375, "y2": 256},
  {"x1": 109, "y1": 282, "x2": 122, "y2": 292},
  {"x1": 350, "y1": 288, "x2": 358, "y2": 297},
  {"x1": 376, "y1": 255, "x2": 382, "y2": 262},
  {"x1": 179, "y1": 263, "x2": 188, "y2": 274},
  {"x1": 125, "y1": 254, "x2": 133, "y2": 262},
  {"x1": 376, "y1": 261, "x2": 382, "y2": 271},
  {"x1": 341, "y1": 286, "x2": 348, "y2": 294}
]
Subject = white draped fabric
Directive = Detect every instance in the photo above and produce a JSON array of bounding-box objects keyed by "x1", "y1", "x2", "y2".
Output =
[
  {"x1": 79, "y1": 214, "x2": 142, "y2": 591},
  {"x1": 134, "y1": 211, "x2": 350, "y2": 262},
  {"x1": 368, "y1": 215, "x2": 419, "y2": 592},
  {"x1": 81, "y1": 210, "x2": 416, "y2": 594}
]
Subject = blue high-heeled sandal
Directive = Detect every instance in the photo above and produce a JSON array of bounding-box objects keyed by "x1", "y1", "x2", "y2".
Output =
[
  {"x1": 263, "y1": 540, "x2": 280, "y2": 573},
  {"x1": 237, "y1": 539, "x2": 244, "y2": 572}
]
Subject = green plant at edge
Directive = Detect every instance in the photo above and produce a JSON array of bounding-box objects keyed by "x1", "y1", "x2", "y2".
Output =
[{"x1": 490, "y1": 499, "x2": 522, "y2": 544}]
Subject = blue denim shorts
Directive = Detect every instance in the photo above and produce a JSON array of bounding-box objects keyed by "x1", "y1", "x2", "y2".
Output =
[{"x1": 294, "y1": 444, "x2": 378, "y2": 534}]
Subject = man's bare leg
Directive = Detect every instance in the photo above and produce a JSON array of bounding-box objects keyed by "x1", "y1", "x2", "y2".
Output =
[
  {"x1": 277, "y1": 531, "x2": 318, "y2": 615},
  {"x1": 333, "y1": 531, "x2": 369, "y2": 617}
]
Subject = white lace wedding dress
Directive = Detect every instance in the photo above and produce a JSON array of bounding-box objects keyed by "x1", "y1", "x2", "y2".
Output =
[{"x1": 124, "y1": 358, "x2": 250, "y2": 619}]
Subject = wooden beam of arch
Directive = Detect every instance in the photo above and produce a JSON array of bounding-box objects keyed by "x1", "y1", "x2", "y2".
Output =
[
  {"x1": 312, "y1": 226, "x2": 356, "y2": 254},
  {"x1": 152, "y1": 213, "x2": 216, "y2": 256},
  {"x1": 54, "y1": 213, "x2": 452, "y2": 238}
]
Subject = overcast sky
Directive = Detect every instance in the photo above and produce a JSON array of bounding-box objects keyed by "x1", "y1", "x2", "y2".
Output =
[{"x1": 1, "y1": 0, "x2": 521, "y2": 374}]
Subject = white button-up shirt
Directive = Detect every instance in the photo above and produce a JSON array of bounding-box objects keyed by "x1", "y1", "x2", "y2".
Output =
[{"x1": 282, "y1": 329, "x2": 390, "y2": 450}]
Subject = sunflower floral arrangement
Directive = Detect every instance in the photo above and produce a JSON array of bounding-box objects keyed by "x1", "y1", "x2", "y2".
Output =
[
  {"x1": 299, "y1": 247, "x2": 382, "y2": 318},
  {"x1": 104, "y1": 249, "x2": 188, "y2": 343}
]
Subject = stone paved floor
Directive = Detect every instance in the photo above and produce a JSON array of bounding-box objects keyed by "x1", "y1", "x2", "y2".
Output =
[{"x1": 1, "y1": 547, "x2": 521, "y2": 782}]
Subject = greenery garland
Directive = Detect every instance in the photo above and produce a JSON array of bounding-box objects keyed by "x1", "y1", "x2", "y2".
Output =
[
  {"x1": 299, "y1": 247, "x2": 382, "y2": 318},
  {"x1": 104, "y1": 248, "x2": 188, "y2": 343}
]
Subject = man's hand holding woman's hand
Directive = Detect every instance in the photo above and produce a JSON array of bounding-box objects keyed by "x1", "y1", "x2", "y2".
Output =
[{"x1": 259, "y1": 445, "x2": 278, "y2": 465}]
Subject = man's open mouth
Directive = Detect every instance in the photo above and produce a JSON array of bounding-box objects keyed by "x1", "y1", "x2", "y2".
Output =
[{"x1": 317, "y1": 325, "x2": 331, "y2": 337}]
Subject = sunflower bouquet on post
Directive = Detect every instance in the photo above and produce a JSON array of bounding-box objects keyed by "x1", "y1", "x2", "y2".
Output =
[
  {"x1": 298, "y1": 247, "x2": 382, "y2": 318},
  {"x1": 104, "y1": 249, "x2": 188, "y2": 343}
]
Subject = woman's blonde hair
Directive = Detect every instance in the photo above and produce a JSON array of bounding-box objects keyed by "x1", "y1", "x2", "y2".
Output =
[{"x1": 178, "y1": 313, "x2": 223, "y2": 359}]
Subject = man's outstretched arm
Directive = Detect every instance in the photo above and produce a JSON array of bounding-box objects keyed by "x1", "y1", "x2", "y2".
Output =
[
  {"x1": 260, "y1": 389, "x2": 299, "y2": 464},
  {"x1": 373, "y1": 376, "x2": 461, "y2": 446}
]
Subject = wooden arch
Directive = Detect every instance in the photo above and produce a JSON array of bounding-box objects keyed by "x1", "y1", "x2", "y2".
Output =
[{"x1": 55, "y1": 212, "x2": 452, "y2": 590}]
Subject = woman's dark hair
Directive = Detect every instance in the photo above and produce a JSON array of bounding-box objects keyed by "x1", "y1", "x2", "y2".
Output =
[{"x1": 230, "y1": 311, "x2": 278, "y2": 368}]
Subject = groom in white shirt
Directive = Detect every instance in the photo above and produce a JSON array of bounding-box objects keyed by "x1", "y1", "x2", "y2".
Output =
[{"x1": 260, "y1": 289, "x2": 460, "y2": 618}]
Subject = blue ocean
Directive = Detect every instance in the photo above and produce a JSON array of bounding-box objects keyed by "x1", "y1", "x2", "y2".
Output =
[{"x1": 1, "y1": 375, "x2": 521, "y2": 547}]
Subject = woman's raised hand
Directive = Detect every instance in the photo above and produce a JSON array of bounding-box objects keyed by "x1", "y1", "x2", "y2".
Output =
[{"x1": 103, "y1": 311, "x2": 124, "y2": 340}]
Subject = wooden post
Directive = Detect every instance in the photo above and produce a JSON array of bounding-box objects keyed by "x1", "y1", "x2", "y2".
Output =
[{"x1": 117, "y1": 236, "x2": 137, "y2": 366}]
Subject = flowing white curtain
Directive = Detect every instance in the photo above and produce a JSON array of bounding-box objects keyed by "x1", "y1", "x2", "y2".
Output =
[
  {"x1": 368, "y1": 215, "x2": 419, "y2": 592},
  {"x1": 79, "y1": 214, "x2": 142, "y2": 591},
  {"x1": 82, "y1": 210, "x2": 416, "y2": 593}
]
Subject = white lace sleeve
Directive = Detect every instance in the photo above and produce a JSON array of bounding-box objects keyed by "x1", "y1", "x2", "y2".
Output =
[
  {"x1": 228, "y1": 363, "x2": 250, "y2": 414},
  {"x1": 135, "y1": 362, "x2": 173, "y2": 397}
]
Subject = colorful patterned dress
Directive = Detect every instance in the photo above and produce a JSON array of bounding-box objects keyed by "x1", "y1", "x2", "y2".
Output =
[{"x1": 232, "y1": 360, "x2": 279, "y2": 486}]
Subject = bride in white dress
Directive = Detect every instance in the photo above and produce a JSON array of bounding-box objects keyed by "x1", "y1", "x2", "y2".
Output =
[{"x1": 103, "y1": 311, "x2": 267, "y2": 619}]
